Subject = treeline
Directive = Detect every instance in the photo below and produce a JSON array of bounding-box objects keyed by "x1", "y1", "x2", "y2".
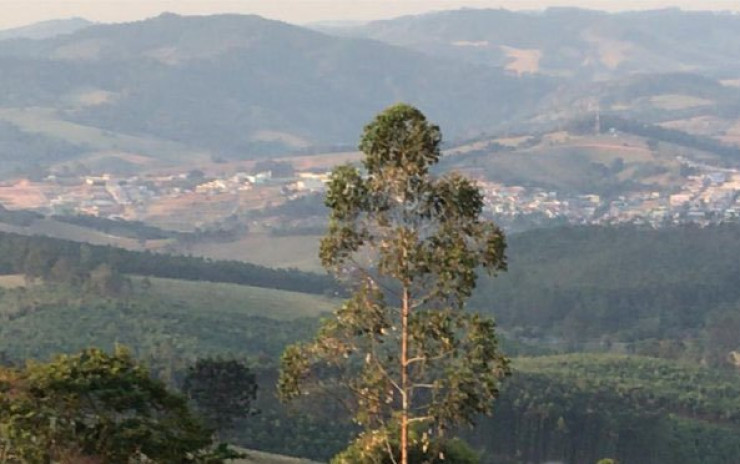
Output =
[
  {"x1": 569, "y1": 115, "x2": 740, "y2": 160},
  {"x1": 0, "y1": 231, "x2": 340, "y2": 295},
  {"x1": 52, "y1": 214, "x2": 177, "y2": 240},
  {"x1": 254, "y1": 193, "x2": 327, "y2": 220},
  {"x1": 470, "y1": 354, "x2": 740, "y2": 464},
  {"x1": 0, "y1": 207, "x2": 245, "y2": 244},
  {"x1": 0, "y1": 205, "x2": 42, "y2": 227},
  {"x1": 472, "y1": 224, "x2": 740, "y2": 365},
  {"x1": 225, "y1": 355, "x2": 740, "y2": 464}
]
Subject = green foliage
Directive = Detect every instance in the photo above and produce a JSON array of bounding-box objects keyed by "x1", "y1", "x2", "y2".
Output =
[
  {"x1": 471, "y1": 223, "x2": 740, "y2": 364},
  {"x1": 183, "y1": 357, "x2": 258, "y2": 433},
  {"x1": 243, "y1": 354, "x2": 740, "y2": 464},
  {"x1": 0, "y1": 346, "x2": 229, "y2": 463},
  {"x1": 331, "y1": 429, "x2": 479, "y2": 464},
  {"x1": 0, "y1": 230, "x2": 340, "y2": 295},
  {"x1": 0, "y1": 278, "x2": 323, "y2": 367},
  {"x1": 280, "y1": 104, "x2": 510, "y2": 463},
  {"x1": 472, "y1": 354, "x2": 740, "y2": 464}
]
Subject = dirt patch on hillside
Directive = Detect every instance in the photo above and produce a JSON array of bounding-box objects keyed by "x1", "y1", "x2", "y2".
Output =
[
  {"x1": 501, "y1": 46, "x2": 542, "y2": 75},
  {"x1": 0, "y1": 181, "x2": 49, "y2": 209},
  {"x1": 582, "y1": 29, "x2": 634, "y2": 70}
]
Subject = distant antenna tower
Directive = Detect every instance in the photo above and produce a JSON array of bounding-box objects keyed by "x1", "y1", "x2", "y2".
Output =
[{"x1": 585, "y1": 98, "x2": 601, "y2": 135}]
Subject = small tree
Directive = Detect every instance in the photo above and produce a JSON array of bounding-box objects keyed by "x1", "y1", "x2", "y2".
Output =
[
  {"x1": 183, "y1": 357, "x2": 258, "y2": 436},
  {"x1": 279, "y1": 104, "x2": 510, "y2": 464}
]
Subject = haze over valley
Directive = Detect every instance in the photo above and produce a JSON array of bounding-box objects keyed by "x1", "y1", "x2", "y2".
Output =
[{"x1": 2, "y1": 5, "x2": 740, "y2": 464}]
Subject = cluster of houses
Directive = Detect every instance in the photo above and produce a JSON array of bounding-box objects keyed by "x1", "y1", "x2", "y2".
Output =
[
  {"x1": 43, "y1": 168, "x2": 331, "y2": 219},
  {"x1": 480, "y1": 168, "x2": 740, "y2": 228},
  {"x1": 19, "y1": 155, "x2": 740, "y2": 231}
]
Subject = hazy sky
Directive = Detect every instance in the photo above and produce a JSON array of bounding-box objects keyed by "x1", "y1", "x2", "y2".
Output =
[{"x1": 1, "y1": 0, "x2": 739, "y2": 30}]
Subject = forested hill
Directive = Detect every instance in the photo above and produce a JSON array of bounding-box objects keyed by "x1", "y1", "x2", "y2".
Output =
[
  {"x1": 0, "y1": 13, "x2": 549, "y2": 161},
  {"x1": 474, "y1": 223, "x2": 740, "y2": 359},
  {"x1": 0, "y1": 231, "x2": 339, "y2": 295},
  {"x1": 0, "y1": 18, "x2": 92, "y2": 40},
  {"x1": 5, "y1": 223, "x2": 740, "y2": 463},
  {"x1": 332, "y1": 8, "x2": 740, "y2": 79},
  {"x1": 240, "y1": 354, "x2": 740, "y2": 464}
]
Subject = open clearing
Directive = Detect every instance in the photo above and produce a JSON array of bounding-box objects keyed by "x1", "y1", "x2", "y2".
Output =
[
  {"x1": 463, "y1": 134, "x2": 685, "y2": 192},
  {"x1": 0, "y1": 275, "x2": 337, "y2": 360},
  {"x1": 145, "y1": 276, "x2": 335, "y2": 321},
  {"x1": 582, "y1": 29, "x2": 633, "y2": 70},
  {"x1": 0, "y1": 274, "x2": 28, "y2": 288},
  {"x1": 0, "y1": 217, "x2": 150, "y2": 250},
  {"x1": 189, "y1": 232, "x2": 322, "y2": 272},
  {"x1": 501, "y1": 46, "x2": 542, "y2": 75},
  {"x1": 648, "y1": 94, "x2": 713, "y2": 110},
  {"x1": 0, "y1": 107, "x2": 210, "y2": 165},
  {"x1": 0, "y1": 180, "x2": 50, "y2": 209}
]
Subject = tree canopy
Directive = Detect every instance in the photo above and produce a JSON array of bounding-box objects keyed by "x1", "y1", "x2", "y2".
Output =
[
  {"x1": 0, "y1": 346, "x2": 233, "y2": 463},
  {"x1": 279, "y1": 103, "x2": 510, "y2": 464}
]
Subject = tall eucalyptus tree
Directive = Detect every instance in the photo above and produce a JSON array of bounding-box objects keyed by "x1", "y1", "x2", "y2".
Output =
[{"x1": 279, "y1": 103, "x2": 510, "y2": 464}]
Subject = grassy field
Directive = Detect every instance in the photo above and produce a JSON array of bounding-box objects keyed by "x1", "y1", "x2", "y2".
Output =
[
  {"x1": 145, "y1": 276, "x2": 335, "y2": 321},
  {"x1": 450, "y1": 133, "x2": 692, "y2": 194},
  {"x1": 648, "y1": 94, "x2": 713, "y2": 110},
  {"x1": 189, "y1": 233, "x2": 323, "y2": 272},
  {"x1": 0, "y1": 107, "x2": 210, "y2": 166},
  {"x1": 0, "y1": 274, "x2": 27, "y2": 288},
  {"x1": 0, "y1": 276, "x2": 336, "y2": 361},
  {"x1": 0, "y1": 218, "x2": 154, "y2": 249}
]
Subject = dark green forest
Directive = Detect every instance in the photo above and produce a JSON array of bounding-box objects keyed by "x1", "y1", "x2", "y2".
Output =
[
  {"x1": 473, "y1": 224, "x2": 740, "y2": 366},
  {"x1": 0, "y1": 230, "x2": 340, "y2": 295},
  {"x1": 3, "y1": 224, "x2": 740, "y2": 462},
  {"x1": 5, "y1": 7, "x2": 740, "y2": 463}
]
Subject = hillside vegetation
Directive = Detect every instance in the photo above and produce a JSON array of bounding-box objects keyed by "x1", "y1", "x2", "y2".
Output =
[
  {"x1": 2, "y1": 225, "x2": 740, "y2": 463},
  {"x1": 0, "y1": 230, "x2": 339, "y2": 295},
  {"x1": 335, "y1": 8, "x2": 740, "y2": 79},
  {"x1": 472, "y1": 224, "x2": 740, "y2": 363},
  {"x1": 472, "y1": 354, "x2": 740, "y2": 464},
  {"x1": 237, "y1": 354, "x2": 740, "y2": 464},
  {"x1": 0, "y1": 13, "x2": 549, "y2": 170},
  {"x1": 0, "y1": 276, "x2": 329, "y2": 364}
]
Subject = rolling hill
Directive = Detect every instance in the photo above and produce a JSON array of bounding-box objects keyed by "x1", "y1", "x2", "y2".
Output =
[
  {"x1": 0, "y1": 12, "x2": 550, "y2": 173},
  {"x1": 0, "y1": 17, "x2": 92, "y2": 40},
  {"x1": 0, "y1": 275, "x2": 333, "y2": 362},
  {"x1": 328, "y1": 8, "x2": 740, "y2": 80}
]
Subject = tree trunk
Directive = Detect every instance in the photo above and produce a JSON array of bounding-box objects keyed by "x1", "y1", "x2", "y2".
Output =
[{"x1": 401, "y1": 285, "x2": 410, "y2": 464}]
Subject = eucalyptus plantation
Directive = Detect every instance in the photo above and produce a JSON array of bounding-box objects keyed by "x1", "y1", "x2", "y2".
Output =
[{"x1": 279, "y1": 103, "x2": 510, "y2": 464}]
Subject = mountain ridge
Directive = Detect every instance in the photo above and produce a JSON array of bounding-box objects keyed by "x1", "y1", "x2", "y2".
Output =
[
  {"x1": 0, "y1": 17, "x2": 93, "y2": 41},
  {"x1": 328, "y1": 8, "x2": 740, "y2": 79},
  {"x1": 0, "y1": 12, "x2": 550, "y2": 166}
]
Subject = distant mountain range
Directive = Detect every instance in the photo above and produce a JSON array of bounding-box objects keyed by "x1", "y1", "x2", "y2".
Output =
[
  {"x1": 0, "y1": 18, "x2": 92, "y2": 40},
  {"x1": 0, "y1": 13, "x2": 550, "y2": 165},
  {"x1": 0, "y1": 9, "x2": 739, "y2": 177},
  {"x1": 322, "y1": 8, "x2": 740, "y2": 80}
]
